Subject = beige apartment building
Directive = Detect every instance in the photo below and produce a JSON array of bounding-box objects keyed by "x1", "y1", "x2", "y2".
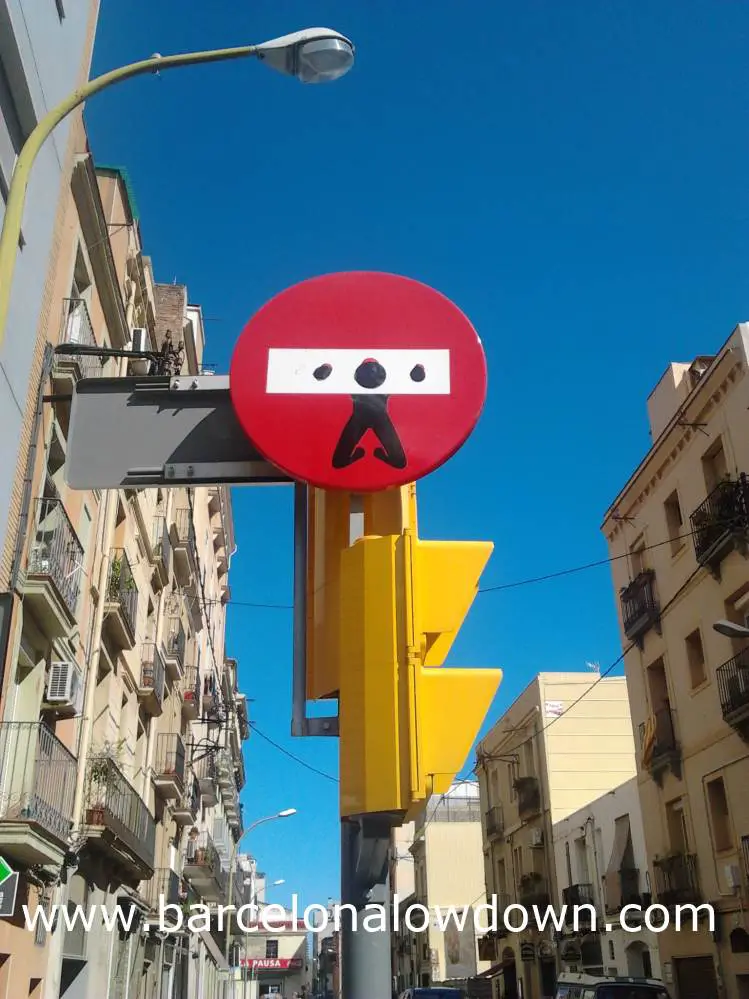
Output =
[
  {"x1": 0, "y1": 114, "x2": 249, "y2": 999},
  {"x1": 475, "y1": 672, "x2": 636, "y2": 999},
  {"x1": 552, "y1": 776, "x2": 662, "y2": 983},
  {"x1": 601, "y1": 323, "x2": 749, "y2": 999},
  {"x1": 394, "y1": 782, "x2": 490, "y2": 994},
  {"x1": 238, "y1": 904, "x2": 311, "y2": 998}
]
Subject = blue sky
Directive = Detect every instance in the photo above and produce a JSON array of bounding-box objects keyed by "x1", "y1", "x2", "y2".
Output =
[{"x1": 86, "y1": 0, "x2": 748, "y2": 907}]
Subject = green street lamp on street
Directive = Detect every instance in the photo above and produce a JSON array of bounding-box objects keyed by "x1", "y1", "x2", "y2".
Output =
[
  {"x1": 0, "y1": 27, "x2": 354, "y2": 349},
  {"x1": 224, "y1": 808, "x2": 297, "y2": 991}
]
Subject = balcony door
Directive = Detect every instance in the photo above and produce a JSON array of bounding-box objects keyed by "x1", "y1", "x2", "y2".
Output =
[{"x1": 665, "y1": 797, "x2": 689, "y2": 854}]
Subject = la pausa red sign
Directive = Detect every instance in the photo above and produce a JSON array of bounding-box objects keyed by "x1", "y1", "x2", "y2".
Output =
[{"x1": 240, "y1": 957, "x2": 303, "y2": 971}]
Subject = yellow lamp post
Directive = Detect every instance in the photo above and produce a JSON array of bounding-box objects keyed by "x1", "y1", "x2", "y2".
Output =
[{"x1": 0, "y1": 28, "x2": 354, "y2": 348}]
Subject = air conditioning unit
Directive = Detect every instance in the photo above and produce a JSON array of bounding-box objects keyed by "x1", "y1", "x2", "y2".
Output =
[
  {"x1": 44, "y1": 661, "x2": 83, "y2": 714},
  {"x1": 128, "y1": 327, "x2": 151, "y2": 375},
  {"x1": 530, "y1": 827, "x2": 544, "y2": 847}
]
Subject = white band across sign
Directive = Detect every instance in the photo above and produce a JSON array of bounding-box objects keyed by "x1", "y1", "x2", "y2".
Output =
[{"x1": 265, "y1": 347, "x2": 451, "y2": 395}]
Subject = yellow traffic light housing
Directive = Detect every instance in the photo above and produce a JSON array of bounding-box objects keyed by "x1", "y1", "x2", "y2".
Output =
[
  {"x1": 305, "y1": 485, "x2": 417, "y2": 701},
  {"x1": 338, "y1": 526, "x2": 502, "y2": 818}
]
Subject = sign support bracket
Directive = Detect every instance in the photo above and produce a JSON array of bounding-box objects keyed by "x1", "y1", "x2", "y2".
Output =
[{"x1": 291, "y1": 482, "x2": 339, "y2": 738}]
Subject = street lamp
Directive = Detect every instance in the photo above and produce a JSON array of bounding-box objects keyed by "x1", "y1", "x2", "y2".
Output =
[
  {"x1": 224, "y1": 809, "x2": 297, "y2": 989},
  {"x1": 713, "y1": 619, "x2": 749, "y2": 639},
  {"x1": 240, "y1": 877, "x2": 284, "y2": 999},
  {"x1": 0, "y1": 27, "x2": 354, "y2": 345}
]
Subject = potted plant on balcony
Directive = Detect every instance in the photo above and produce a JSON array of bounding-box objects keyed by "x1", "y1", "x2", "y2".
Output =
[
  {"x1": 85, "y1": 739, "x2": 126, "y2": 825},
  {"x1": 109, "y1": 555, "x2": 136, "y2": 597}
]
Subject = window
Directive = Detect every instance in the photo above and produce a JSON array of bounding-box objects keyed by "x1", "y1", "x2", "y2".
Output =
[
  {"x1": 630, "y1": 537, "x2": 646, "y2": 576},
  {"x1": 685, "y1": 628, "x2": 706, "y2": 688},
  {"x1": 702, "y1": 439, "x2": 728, "y2": 494},
  {"x1": 489, "y1": 768, "x2": 500, "y2": 806},
  {"x1": 496, "y1": 857, "x2": 507, "y2": 895},
  {"x1": 508, "y1": 761, "x2": 518, "y2": 800},
  {"x1": 665, "y1": 798, "x2": 688, "y2": 853},
  {"x1": 707, "y1": 777, "x2": 732, "y2": 853},
  {"x1": 523, "y1": 740, "x2": 534, "y2": 777},
  {"x1": 513, "y1": 845, "x2": 523, "y2": 878},
  {"x1": 575, "y1": 836, "x2": 589, "y2": 882},
  {"x1": 664, "y1": 490, "x2": 684, "y2": 554},
  {"x1": 265, "y1": 939, "x2": 278, "y2": 959},
  {"x1": 608, "y1": 940, "x2": 616, "y2": 960}
]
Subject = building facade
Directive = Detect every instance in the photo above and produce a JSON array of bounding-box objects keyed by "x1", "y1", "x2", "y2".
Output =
[
  {"x1": 552, "y1": 777, "x2": 662, "y2": 983},
  {"x1": 0, "y1": 0, "x2": 100, "y2": 566},
  {"x1": 397, "y1": 782, "x2": 489, "y2": 993},
  {"x1": 238, "y1": 906, "x2": 311, "y2": 998},
  {"x1": 601, "y1": 325, "x2": 749, "y2": 999},
  {"x1": 476, "y1": 672, "x2": 637, "y2": 999},
  {"x1": 0, "y1": 115, "x2": 249, "y2": 999}
]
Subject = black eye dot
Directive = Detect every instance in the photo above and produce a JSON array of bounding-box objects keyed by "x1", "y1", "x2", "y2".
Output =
[
  {"x1": 313, "y1": 363, "x2": 332, "y2": 381},
  {"x1": 410, "y1": 364, "x2": 426, "y2": 382}
]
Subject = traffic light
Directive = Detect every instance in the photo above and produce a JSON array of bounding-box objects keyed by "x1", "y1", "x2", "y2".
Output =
[
  {"x1": 338, "y1": 524, "x2": 502, "y2": 819},
  {"x1": 305, "y1": 485, "x2": 417, "y2": 701}
]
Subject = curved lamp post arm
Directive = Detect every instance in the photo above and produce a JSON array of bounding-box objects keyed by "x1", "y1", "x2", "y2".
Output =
[
  {"x1": 0, "y1": 44, "x2": 258, "y2": 347},
  {"x1": 224, "y1": 813, "x2": 290, "y2": 974}
]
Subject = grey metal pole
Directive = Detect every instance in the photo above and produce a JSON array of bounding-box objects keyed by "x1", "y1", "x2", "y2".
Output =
[{"x1": 340, "y1": 819, "x2": 392, "y2": 999}]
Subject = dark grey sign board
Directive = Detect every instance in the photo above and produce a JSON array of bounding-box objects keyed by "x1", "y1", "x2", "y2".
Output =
[
  {"x1": 65, "y1": 375, "x2": 291, "y2": 488},
  {"x1": 0, "y1": 873, "x2": 19, "y2": 918}
]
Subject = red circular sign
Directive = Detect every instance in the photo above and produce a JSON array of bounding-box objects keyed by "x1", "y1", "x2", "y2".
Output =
[{"x1": 229, "y1": 272, "x2": 487, "y2": 491}]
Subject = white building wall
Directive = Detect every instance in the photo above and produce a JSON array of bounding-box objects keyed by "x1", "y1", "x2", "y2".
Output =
[{"x1": 552, "y1": 777, "x2": 663, "y2": 981}]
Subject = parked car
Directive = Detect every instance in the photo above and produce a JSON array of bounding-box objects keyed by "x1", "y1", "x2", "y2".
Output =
[
  {"x1": 554, "y1": 972, "x2": 672, "y2": 999},
  {"x1": 398, "y1": 989, "x2": 464, "y2": 999}
]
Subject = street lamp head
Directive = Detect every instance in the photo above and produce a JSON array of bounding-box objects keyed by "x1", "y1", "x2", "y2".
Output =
[
  {"x1": 278, "y1": 808, "x2": 297, "y2": 818},
  {"x1": 255, "y1": 28, "x2": 355, "y2": 84},
  {"x1": 272, "y1": 879, "x2": 285, "y2": 886},
  {"x1": 713, "y1": 619, "x2": 749, "y2": 639}
]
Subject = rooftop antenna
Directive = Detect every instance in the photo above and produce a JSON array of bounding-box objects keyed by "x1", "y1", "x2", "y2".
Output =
[{"x1": 585, "y1": 661, "x2": 600, "y2": 673}]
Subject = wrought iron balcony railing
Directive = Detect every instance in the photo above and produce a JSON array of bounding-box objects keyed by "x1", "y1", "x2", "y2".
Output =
[
  {"x1": 515, "y1": 776, "x2": 541, "y2": 819},
  {"x1": 180, "y1": 664, "x2": 200, "y2": 711},
  {"x1": 164, "y1": 619, "x2": 186, "y2": 666},
  {"x1": 620, "y1": 570, "x2": 660, "y2": 645},
  {"x1": 690, "y1": 475, "x2": 749, "y2": 570},
  {"x1": 653, "y1": 853, "x2": 700, "y2": 906},
  {"x1": 106, "y1": 549, "x2": 138, "y2": 640},
  {"x1": 27, "y1": 497, "x2": 84, "y2": 619},
  {"x1": 517, "y1": 873, "x2": 550, "y2": 907},
  {"x1": 0, "y1": 721, "x2": 76, "y2": 844},
  {"x1": 58, "y1": 298, "x2": 101, "y2": 380},
  {"x1": 183, "y1": 830, "x2": 227, "y2": 890},
  {"x1": 604, "y1": 867, "x2": 641, "y2": 912},
  {"x1": 562, "y1": 883, "x2": 596, "y2": 925},
  {"x1": 85, "y1": 756, "x2": 156, "y2": 871},
  {"x1": 485, "y1": 806, "x2": 504, "y2": 838},
  {"x1": 639, "y1": 706, "x2": 679, "y2": 777},
  {"x1": 152, "y1": 516, "x2": 171, "y2": 575},
  {"x1": 140, "y1": 643, "x2": 165, "y2": 708},
  {"x1": 142, "y1": 868, "x2": 184, "y2": 911},
  {"x1": 717, "y1": 647, "x2": 749, "y2": 728},
  {"x1": 154, "y1": 733, "x2": 186, "y2": 784}
]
